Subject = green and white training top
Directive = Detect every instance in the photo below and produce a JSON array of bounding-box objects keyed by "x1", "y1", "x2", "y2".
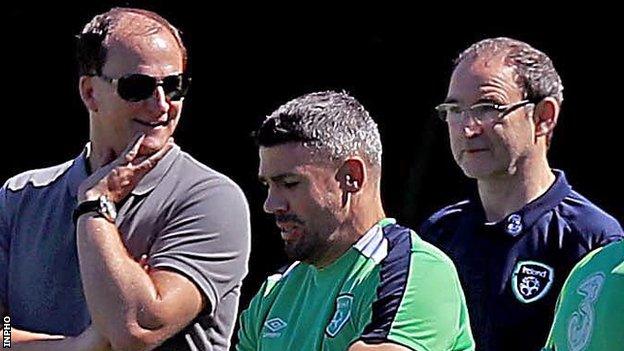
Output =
[
  {"x1": 542, "y1": 240, "x2": 624, "y2": 351},
  {"x1": 237, "y1": 219, "x2": 475, "y2": 351}
]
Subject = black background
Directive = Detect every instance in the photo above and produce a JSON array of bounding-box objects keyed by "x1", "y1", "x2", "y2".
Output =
[{"x1": 5, "y1": 2, "x2": 622, "y2": 345}]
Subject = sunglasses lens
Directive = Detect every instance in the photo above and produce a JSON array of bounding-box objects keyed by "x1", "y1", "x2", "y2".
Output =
[
  {"x1": 162, "y1": 75, "x2": 189, "y2": 101},
  {"x1": 115, "y1": 74, "x2": 190, "y2": 102},
  {"x1": 117, "y1": 74, "x2": 156, "y2": 102}
]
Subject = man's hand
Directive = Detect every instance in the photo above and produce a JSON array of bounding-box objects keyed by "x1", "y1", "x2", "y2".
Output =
[
  {"x1": 75, "y1": 135, "x2": 205, "y2": 351},
  {"x1": 138, "y1": 254, "x2": 150, "y2": 273},
  {"x1": 78, "y1": 134, "x2": 174, "y2": 203}
]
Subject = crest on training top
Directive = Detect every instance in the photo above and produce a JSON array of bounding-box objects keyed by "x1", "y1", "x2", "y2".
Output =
[
  {"x1": 512, "y1": 261, "x2": 554, "y2": 303},
  {"x1": 326, "y1": 294, "x2": 353, "y2": 337}
]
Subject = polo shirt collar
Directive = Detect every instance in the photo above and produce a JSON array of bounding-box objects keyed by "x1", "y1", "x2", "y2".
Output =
[
  {"x1": 469, "y1": 169, "x2": 572, "y2": 237},
  {"x1": 67, "y1": 144, "x2": 90, "y2": 198},
  {"x1": 131, "y1": 144, "x2": 180, "y2": 196}
]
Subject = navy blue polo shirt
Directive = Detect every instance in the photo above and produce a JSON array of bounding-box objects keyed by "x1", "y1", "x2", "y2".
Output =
[{"x1": 420, "y1": 170, "x2": 623, "y2": 351}]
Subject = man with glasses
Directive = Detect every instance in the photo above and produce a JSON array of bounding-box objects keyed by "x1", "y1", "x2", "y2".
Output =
[
  {"x1": 0, "y1": 7, "x2": 250, "y2": 351},
  {"x1": 420, "y1": 37, "x2": 623, "y2": 351}
]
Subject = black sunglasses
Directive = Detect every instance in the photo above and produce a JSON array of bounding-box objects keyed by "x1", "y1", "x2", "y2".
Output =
[{"x1": 99, "y1": 73, "x2": 191, "y2": 102}]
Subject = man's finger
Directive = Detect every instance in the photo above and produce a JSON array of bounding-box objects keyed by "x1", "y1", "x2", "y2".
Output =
[
  {"x1": 137, "y1": 138, "x2": 174, "y2": 171},
  {"x1": 138, "y1": 254, "x2": 150, "y2": 273},
  {"x1": 123, "y1": 133, "x2": 146, "y2": 163},
  {"x1": 138, "y1": 254, "x2": 148, "y2": 266}
]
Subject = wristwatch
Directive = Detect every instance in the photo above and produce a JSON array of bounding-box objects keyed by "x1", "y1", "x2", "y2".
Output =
[{"x1": 73, "y1": 195, "x2": 118, "y2": 224}]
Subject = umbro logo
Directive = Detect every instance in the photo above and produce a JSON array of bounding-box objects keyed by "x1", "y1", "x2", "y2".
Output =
[{"x1": 263, "y1": 317, "x2": 287, "y2": 338}]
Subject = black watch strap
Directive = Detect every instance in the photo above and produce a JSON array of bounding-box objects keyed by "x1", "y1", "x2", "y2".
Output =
[{"x1": 72, "y1": 200, "x2": 101, "y2": 224}]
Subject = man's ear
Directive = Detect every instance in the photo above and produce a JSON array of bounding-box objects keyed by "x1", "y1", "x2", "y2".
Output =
[
  {"x1": 533, "y1": 97, "x2": 560, "y2": 138},
  {"x1": 336, "y1": 158, "x2": 366, "y2": 194},
  {"x1": 79, "y1": 76, "x2": 99, "y2": 113}
]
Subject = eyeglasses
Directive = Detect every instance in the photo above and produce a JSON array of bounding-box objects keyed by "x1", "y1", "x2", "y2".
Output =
[
  {"x1": 435, "y1": 100, "x2": 533, "y2": 123},
  {"x1": 99, "y1": 73, "x2": 191, "y2": 102}
]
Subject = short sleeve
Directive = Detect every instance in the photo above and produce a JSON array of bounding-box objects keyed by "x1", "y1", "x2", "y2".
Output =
[
  {"x1": 148, "y1": 178, "x2": 251, "y2": 314},
  {"x1": 236, "y1": 281, "x2": 271, "y2": 351},
  {"x1": 360, "y1": 234, "x2": 475, "y2": 351}
]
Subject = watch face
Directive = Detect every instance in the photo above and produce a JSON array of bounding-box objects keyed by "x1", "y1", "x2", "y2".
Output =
[{"x1": 99, "y1": 195, "x2": 117, "y2": 222}]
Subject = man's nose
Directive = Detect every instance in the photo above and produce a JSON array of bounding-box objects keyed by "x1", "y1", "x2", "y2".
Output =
[
  {"x1": 462, "y1": 114, "x2": 484, "y2": 138},
  {"x1": 263, "y1": 188, "x2": 288, "y2": 214}
]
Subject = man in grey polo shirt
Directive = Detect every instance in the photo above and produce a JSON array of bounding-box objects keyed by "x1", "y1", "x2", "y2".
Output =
[{"x1": 0, "y1": 7, "x2": 250, "y2": 351}]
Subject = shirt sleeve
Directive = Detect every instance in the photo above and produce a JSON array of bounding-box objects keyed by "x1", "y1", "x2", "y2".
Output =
[
  {"x1": 147, "y1": 178, "x2": 251, "y2": 315},
  {"x1": 540, "y1": 292, "x2": 563, "y2": 351},
  {"x1": 598, "y1": 219, "x2": 624, "y2": 246},
  {"x1": 236, "y1": 281, "x2": 269, "y2": 351},
  {"x1": 359, "y1": 234, "x2": 475, "y2": 351}
]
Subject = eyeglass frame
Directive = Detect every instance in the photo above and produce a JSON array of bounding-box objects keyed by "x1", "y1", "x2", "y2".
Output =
[{"x1": 435, "y1": 99, "x2": 535, "y2": 124}]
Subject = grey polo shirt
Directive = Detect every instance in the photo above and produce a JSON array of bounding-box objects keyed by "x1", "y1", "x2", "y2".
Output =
[{"x1": 0, "y1": 144, "x2": 250, "y2": 351}]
